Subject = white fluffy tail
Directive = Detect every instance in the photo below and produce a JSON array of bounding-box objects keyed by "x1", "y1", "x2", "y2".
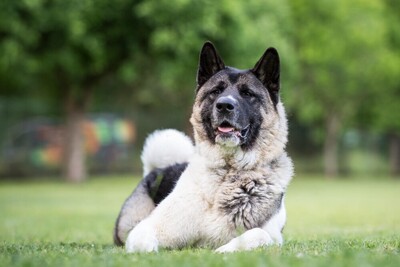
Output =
[{"x1": 141, "y1": 129, "x2": 194, "y2": 176}]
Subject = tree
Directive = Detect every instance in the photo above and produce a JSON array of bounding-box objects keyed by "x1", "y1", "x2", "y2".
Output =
[
  {"x1": 288, "y1": 0, "x2": 389, "y2": 177},
  {"x1": 1, "y1": 0, "x2": 297, "y2": 181},
  {"x1": 0, "y1": 0, "x2": 152, "y2": 182}
]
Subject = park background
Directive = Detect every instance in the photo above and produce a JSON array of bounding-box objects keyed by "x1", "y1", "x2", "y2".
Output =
[{"x1": 0, "y1": 0, "x2": 399, "y2": 182}]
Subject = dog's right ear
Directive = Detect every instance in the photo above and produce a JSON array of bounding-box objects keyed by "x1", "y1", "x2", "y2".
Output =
[{"x1": 197, "y1": 42, "x2": 225, "y2": 90}]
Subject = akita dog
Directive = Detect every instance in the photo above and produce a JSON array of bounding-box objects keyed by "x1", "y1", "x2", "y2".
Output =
[{"x1": 114, "y1": 42, "x2": 293, "y2": 253}]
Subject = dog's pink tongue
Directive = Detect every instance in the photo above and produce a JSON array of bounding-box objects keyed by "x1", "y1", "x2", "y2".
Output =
[{"x1": 218, "y1": 127, "x2": 235, "y2": 133}]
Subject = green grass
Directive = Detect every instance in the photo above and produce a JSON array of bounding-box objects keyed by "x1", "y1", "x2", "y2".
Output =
[{"x1": 1, "y1": 176, "x2": 399, "y2": 267}]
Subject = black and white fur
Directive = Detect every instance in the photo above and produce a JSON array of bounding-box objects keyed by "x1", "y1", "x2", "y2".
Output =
[{"x1": 114, "y1": 42, "x2": 293, "y2": 252}]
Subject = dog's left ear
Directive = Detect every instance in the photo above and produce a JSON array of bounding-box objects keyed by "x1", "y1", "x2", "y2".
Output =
[
  {"x1": 197, "y1": 41, "x2": 225, "y2": 90},
  {"x1": 251, "y1": 48, "x2": 280, "y2": 105}
]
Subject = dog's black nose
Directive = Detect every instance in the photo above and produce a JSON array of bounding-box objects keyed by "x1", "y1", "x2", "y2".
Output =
[{"x1": 216, "y1": 96, "x2": 236, "y2": 113}]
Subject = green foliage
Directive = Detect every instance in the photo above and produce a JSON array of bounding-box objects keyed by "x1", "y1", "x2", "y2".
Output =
[
  {"x1": 367, "y1": 0, "x2": 400, "y2": 132},
  {"x1": 130, "y1": 0, "x2": 297, "y2": 107},
  {"x1": 0, "y1": 0, "x2": 149, "y2": 108},
  {"x1": 288, "y1": 0, "x2": 390, "y2": 127},
  {"x1": 0, "y1": 176, "x2": 399, "y2": 267},
  {"x1": 0, "y1": 0, "x2": 299, "y2": 109},
  {"x1": 1, "y1": 0, "x2": 397, "y2": 127}
]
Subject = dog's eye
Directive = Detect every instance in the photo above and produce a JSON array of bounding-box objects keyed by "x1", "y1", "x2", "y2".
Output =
[
  {"x1": 240, "y1": 89, "x2": 254, "y2": 98},
  {"x1": 210, "y1": 87, "x2": 223, "y2": 96},
  {"x1": 239, "y1": 84, "x2": 256, "y2": 98},
  {"x1": 210, "y1": 88, "x2": 222, "y2": 95}
]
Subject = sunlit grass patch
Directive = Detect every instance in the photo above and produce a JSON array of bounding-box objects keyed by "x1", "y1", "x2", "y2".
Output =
[{"x1": 0, "y1": 176, "x2": 399, "y2": 267}]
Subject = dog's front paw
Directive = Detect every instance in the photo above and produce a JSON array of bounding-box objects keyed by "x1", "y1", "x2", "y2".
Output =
[
  {"x1": 125, "y1": 223, "x2": 158, "y2": 253},
  {"x1": 215, "y1": 241, "x2": 238, "y2": 253},
  {"x1": 215, "y1": 228, "x2": 273, "y2": 253}
]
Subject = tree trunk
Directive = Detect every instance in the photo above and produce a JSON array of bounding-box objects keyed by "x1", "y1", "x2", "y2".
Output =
[
  {"x1": 57, "y1": 70, "x2": 95, "y2": 182},
  {"x1": 389, "y1": 133, "x2": 400, "y2": 177},
  {"x1": 324, "y1": 114, "x2": 341, "y2": 178},
  {"x1": 63, "y1": 104, "x2": 86, "y2": 183}
]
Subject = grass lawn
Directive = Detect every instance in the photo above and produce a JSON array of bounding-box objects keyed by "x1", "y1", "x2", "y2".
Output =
[{"x1": 0, "y1": 175, "x2": 399, "y2": 267}]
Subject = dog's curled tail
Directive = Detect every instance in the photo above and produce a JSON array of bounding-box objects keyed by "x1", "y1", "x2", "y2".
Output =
[{"x1": 141, "y1": 129, "x2": 194, "y2": 176}]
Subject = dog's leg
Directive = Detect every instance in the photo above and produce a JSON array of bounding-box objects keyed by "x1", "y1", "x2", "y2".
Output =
[
  {"x1": 125, "y1": 183, "x2": 201, "y2": 253},
  {"x1": 216, "y1": 202, "x2": 286, "y2": 253},
  {"x1": 125, "y1": 218, "x2": 159, "y2": 253},
  {"x1": 125, "y1": 197, "x2": 199, "y2": 253},
  {"x1": 114, "y1": 181, "x2": 155, "y2": 246},
  {"x1": 263, "y1": 199, "x2": 286, "y2": 244},
  {"x1": 215, "y1": 228, "x2": 273, "y2": 253}
]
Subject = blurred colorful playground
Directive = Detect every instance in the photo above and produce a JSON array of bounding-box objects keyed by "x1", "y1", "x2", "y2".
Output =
[{"x1": 1, "y1": 114, "x2": 136, "y2": 176}]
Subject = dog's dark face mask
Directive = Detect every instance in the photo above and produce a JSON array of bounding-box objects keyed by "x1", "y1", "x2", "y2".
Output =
[{"x1": 195, "y1": 42, "x2": 281, "y2": 150}]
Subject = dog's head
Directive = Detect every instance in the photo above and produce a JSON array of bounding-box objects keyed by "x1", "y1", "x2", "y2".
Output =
[{"x1": 191, "y1": 42, "x2": 283, "y2": 152}]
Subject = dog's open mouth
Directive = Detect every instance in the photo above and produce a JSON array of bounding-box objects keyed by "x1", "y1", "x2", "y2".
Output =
[{"x1": 215, "y1": 122, "x2": 250, "y2": 139}]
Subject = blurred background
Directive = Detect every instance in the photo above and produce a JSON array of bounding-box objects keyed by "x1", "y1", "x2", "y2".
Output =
[{"x1": 0, "y1": 0, "x2": 399, "y2": 182}]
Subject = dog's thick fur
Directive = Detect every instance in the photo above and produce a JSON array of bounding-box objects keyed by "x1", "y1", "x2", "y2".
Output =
[{"x1": 114, "y1": 42, "x2": 293, "y2": 253}]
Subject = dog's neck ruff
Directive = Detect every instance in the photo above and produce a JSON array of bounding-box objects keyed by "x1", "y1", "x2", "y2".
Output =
[{"x1": 195, "y1": 140, "x2": 274, "y2": 171}]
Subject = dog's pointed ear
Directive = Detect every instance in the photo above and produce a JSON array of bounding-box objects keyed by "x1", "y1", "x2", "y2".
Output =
[
  {"x1": 251, "y1": 48, "x2": 280, "y2": 105},
  {"x1": 197, "y1": 42, "x2": 225, "y2": 90}
]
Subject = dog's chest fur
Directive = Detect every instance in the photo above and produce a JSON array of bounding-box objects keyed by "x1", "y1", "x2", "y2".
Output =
[{"x1": 212, "y1": 167, "x2": 284, "y2": 231}]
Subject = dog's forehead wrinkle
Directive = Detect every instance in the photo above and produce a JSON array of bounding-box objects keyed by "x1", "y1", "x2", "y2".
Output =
[
  {"x1": 223, "y1": 67, "x2": 250, "y2": 85},
  {"x1": 222, "y1": 71, "x2": 271, "y2": 102}
]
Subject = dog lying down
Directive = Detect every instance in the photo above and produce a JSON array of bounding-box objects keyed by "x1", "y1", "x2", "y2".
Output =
[{"x1": 114, "y1": 42, "x2": 293, "y2": 253}]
